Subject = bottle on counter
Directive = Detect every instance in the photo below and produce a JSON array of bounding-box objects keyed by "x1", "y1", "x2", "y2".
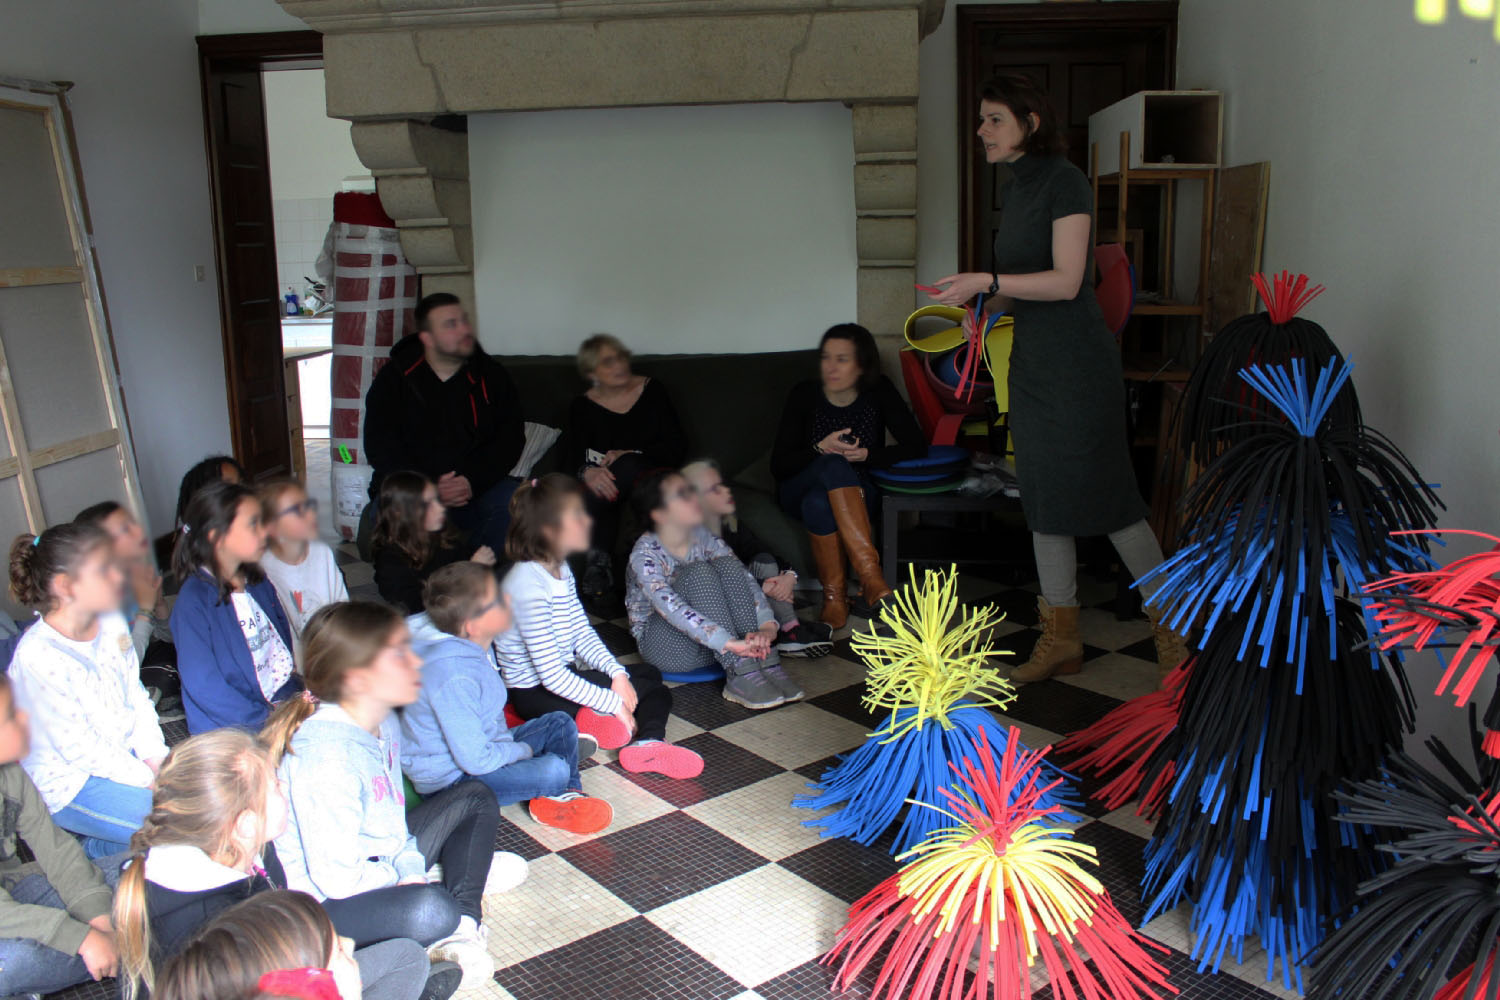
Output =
[{"x1": 284, "y1": 287, "x2": 300, "y2": 316}]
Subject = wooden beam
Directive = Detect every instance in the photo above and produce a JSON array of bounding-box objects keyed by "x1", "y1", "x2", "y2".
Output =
[
  {"x1": 0, "y1": 266, "x2": 82, "y2": 288},
  {"x1": 0, "y1": 458, "x2": 20, "y2": 480},
  {"x1": 29, "y1": 428, "x2": 119, "y2": 470},
  {"x1": 0, "y1": 336, "x2": 43, "y2": 531}
]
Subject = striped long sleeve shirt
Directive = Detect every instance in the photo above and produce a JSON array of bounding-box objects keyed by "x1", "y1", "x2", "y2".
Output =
[{"x1": 497, "y1": 560, "x2": 626, "y2": 714}]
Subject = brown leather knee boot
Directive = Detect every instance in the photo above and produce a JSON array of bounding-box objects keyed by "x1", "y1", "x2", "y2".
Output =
[
  {"x1": 809, "y1": 532, "x2": 848, "y2": 630},
  {"x1": 826, "y1": 486, "x2": 893, "y2": 608}
]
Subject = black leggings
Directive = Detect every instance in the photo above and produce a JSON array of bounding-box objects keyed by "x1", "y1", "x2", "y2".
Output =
[
  {"x1": 508, "y1": 660, "x2": 673, "y2": 743},
  {"x1": 322, "y1": 780, "x2": 499, "y2": 948},
  {"x1": 584, "y1": 453, "x2": 651, "y2": 559}
]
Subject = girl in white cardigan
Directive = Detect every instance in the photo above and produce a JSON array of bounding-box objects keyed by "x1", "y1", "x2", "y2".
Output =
[{"x1": 7, "y1": 523, "x2": 167, "y2": 858}]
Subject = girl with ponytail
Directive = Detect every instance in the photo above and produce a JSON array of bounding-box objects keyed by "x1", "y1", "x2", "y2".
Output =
[
  {"x1": 112, "y1": 729, "x2": 453, "y2": 1000},
  {"x1": 7, "y1": 523, "x2": 167, "y2": 856},
  {"x1": 264, "y1": 602, "x2": 501, "y2": 992}
]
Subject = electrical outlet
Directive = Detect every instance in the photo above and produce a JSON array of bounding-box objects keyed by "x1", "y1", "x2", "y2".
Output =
[{"x1": 193, "y1": 264, "x2": 206, "y2": 282}]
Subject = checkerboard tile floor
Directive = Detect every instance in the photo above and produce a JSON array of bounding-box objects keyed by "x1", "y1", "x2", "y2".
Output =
[{"x1": 48, "y1": 564, "x2": 1297, "y2": 1000}]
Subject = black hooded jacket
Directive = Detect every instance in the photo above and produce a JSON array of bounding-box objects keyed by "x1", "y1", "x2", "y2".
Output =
[{"x1": 363, "y1": 333, "x2": 526, "y2": 500}]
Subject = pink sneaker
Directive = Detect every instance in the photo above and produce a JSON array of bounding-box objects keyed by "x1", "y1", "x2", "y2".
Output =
[
  {"x1": 619, "y1": 740, "x2": 704, "y2": 779},
  {"x1": 575, "y1": 707, "x2": 631, "y2": 750}
]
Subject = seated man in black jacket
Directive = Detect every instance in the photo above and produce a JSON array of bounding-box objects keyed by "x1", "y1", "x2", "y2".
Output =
[{"x1": 364, "y1": 293, "x2": 526, "y2": 555}]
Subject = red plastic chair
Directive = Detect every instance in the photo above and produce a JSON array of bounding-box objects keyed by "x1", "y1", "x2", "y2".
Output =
[{"x1": 1094, "y1": 243, "x2": 1134, "y2": 340}]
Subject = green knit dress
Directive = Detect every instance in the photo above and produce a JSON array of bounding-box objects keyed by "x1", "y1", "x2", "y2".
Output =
[{"x1": 994, "y1": 153, "x2": 1148, "y2": 536}]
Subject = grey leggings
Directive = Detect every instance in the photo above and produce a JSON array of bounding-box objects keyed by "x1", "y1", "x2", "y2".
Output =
[
  {"x1": 638, "y1": 557, "x2": 780, "y2": 674},
  {"x1": 746, "y1": 553, "x2": 798, "y2": 628},
  {"x1": 1032, "y1": 519, "x2": 1165, "y2": 608}
]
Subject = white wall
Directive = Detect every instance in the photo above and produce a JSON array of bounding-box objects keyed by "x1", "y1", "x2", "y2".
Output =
[
  {"x1": 0, "y1": 0, "x2": 233, "y2": 534},
  {"x1": 198, "y1": 0, "x2": 306, "y2": 35},
  {"x1": 1177, "y1": 0, "x2": 1500, "y2": 752},
  {"x1": 468, "y1": 102, "x2": 858, "y2": 356}
]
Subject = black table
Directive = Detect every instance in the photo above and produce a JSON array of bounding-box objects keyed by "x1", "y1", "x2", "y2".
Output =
[{"x1": 879, "y1": 489, "x2": 1023, "y2": 584}]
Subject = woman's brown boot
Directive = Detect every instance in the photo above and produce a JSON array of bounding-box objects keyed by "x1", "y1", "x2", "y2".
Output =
[
  {"x1": 1146, "y1": 604, "x2": 1190, "y2": 676},
  {"x1": 1010, "y1": 598, "x2": 1084, "y2": 683},
  {"x1": 826, "y1": 486, "x2": 893, "y2": 608},
  {"x1": 809, "y1": 532, "x2": 848, "y2": 629}
]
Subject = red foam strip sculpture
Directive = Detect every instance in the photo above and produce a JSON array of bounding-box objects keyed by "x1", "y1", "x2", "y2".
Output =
[
  {"x1": 1251, "y1": 270, "x2": 1326, "y2": 324},
  {"x1": 823, "y1": 728, "x2": 1175, "y2": 1000}
]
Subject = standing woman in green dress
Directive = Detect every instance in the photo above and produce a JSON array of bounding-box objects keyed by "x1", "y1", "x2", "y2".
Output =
[{"x1": 926, "y1": 74, "x2": 1185, "y2": 681}]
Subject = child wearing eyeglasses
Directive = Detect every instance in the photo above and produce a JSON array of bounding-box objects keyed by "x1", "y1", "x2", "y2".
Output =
[{"x1": 259, "y1": 480, "x2": 349, "y2": 642}]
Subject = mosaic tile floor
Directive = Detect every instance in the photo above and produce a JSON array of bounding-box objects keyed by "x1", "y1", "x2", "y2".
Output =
[{"x1": 49, "y1": 560, "x2": 1302, "y2": 1000}]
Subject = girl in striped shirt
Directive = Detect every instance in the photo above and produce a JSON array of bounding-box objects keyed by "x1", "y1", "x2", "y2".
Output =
[{"x1": 498, "y1": 475, "x2": 702, "y2": 780}]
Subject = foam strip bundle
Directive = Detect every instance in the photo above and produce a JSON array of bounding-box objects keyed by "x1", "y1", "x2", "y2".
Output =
[
  {"x1": 794, "y1": 567, "x2": 1076, "y2": 855},
  {"x1": 824, "y1": 728, "x2": 1175, "y2": 1000}
]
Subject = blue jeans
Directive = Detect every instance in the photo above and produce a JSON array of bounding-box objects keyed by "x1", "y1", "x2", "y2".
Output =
[
  {"x1": 0, "y1": 853, "x2": 125, "y2": 995},
  {"x1": 448, "y1": 475, "x2": 522, "y2": 556},
  {"x1": 52, "y1": 775, "x2": 153, "y2": 858},
  {"x1": 459, "y1": 712, "x2": 581, "y2": 805},
  {"x1": 777, "y1": 452, "x2": 874, "y2": 535}
]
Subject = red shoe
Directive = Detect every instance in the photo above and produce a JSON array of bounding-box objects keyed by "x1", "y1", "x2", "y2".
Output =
[
  {"x1": 528, "y1": 792, "x2": 614, "y2": 835},
  {"x1": 575, "y1": 707, "x2": 631, "y2": 750},
  {"x1": 618, "y1": 740, "x2": 704, "y2": 780}
]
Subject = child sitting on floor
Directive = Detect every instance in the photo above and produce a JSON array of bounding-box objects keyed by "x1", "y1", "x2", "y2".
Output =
[
  {"x1": 74, "y1": 500, "x2": 172, "y2": 664},
  {"x1": 628, "y1": 469, "x2": 802, "y2": 711},
  {"x1": 372, "y1": 471, "x2": 495, "y2": 614},
  {"x1": 112, "y1": 729, "x2": 453, "y2": 1000},
  {"x1": 681, "y1": 460, "x2": 833, "y2": 659},
  {"x1": 170, "y1": 481, "x2": 302, "y2": 734},
  {"x1": 153, "y1": 890, "x2": 363, "y2": 1000},
  {"x1": 0, "y1": 671, "x2": 122, "y2": 998},
  {"x1": 8, "y1": 523, "x2": 168, "y2": 856},
  {"x1": 265, "y1": 601, "x2": 502, "y2": 991},
  {"x1": 259, "y1": 478, "x2": 350, "y2": 642},
  {"x1": 499, "y1": 475, "x2": 703, "y2": 779},
  {"x1": 404, "y1": 562, "x2": 613, "y2": 836}
]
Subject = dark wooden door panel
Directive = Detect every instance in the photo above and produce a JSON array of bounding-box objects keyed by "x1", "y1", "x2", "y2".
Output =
[
  {"x1": 957, "y1": 3, "x2": 1177, "y2": 271},
  {"x1": 201, "y1": 65, "x2": 290, "y2": 479}
]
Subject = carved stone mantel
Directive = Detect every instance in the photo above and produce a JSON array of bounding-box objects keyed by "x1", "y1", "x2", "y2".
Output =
[{"x1": 288, "y1": 0, "x2": 943, "y2": 350}]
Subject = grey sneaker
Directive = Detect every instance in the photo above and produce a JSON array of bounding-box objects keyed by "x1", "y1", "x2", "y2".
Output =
[
  {"x1": 761, "y1": 664, "x2": 805, "y2": 703},
  {"x1": 722, "y1": 667, "x2": 784, "y2": 710}
]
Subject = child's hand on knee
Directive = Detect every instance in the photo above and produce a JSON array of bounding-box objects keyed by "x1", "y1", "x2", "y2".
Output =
[{"x1": 611, "y1": 673, "x2": 639, "y2": 714}]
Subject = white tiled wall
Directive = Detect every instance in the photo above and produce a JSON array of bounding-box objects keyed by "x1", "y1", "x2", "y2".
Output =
[{"x1": 273, "y1": 197, "x2": 334, "y2": 306}]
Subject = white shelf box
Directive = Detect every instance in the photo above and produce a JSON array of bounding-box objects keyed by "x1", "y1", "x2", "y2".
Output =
[{"x1": 1089, "y1": 90, "x2": 1223, "y2": 174}]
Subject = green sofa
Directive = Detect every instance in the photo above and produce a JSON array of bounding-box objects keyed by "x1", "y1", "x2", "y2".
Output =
[{"x1": 500, "y1": 349, "x2": 820, "y2": 576}]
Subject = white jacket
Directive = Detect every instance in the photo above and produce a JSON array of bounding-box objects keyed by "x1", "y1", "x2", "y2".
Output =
[{"x1": 10, "y1": 613, "x2": 168, "y2": 811}]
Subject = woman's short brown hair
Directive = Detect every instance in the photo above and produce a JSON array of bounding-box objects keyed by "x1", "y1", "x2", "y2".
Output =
[
  {"x1": 978, "y1": 74, "x2": 1067, "y2": 157},
  {"x1": 576, "y1": 333, "x2": 631, "y2": 381},
  {"x1": 506, "y1": 473, "x2": 586, "y2": 564}
]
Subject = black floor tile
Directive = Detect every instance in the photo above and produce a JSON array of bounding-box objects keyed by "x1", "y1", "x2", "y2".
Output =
[
  {"x1": 998, "y1": 678, "x2": 1125, "y2": 737},
  {"x1": 666, "y1": 678, "x2": 763, "y2": 731},
  {"x1": 44, "y1": 980, "x2": 115, "y2": 1000},
  {"x1": 492, "y1": 811, "x2": 554, "y2": 861},
  {"x1": 778, "y1": 834, "x2": 901, "y2": 905},
  {"x1": 794, "y1": 753, "x2": 847, "y2": 782},
  {"x1": 560, "y1": 811, "x2": 768, "y2": 912},
  {"x1": 756, "y1": 956, "x2": 877, "y2": 999},
  {"x1": 998, "y1": 626, "x2": 1113, "y2": 667},
  {"x1": 1119, "y1": 635, "x2": 1163, "y2": 662},
  {"x1": 495, "y1": 916, "x2": 745, "y2": 1000},
  {"x1": 984, "y1": 587, "x2": 1045, "y2": 627},
  {"x1": 807, "y1": 683, "x2": 884, "y2": 729},
  {"x1": 1068, "y1": 819, "x2": 1150, "y2": 927},
  {"x1": 608, "y1": 732, "x2": 784, "y2": 808},
  {"x1": 592, "y1": 619, "x2": 638, "y2": 658}
]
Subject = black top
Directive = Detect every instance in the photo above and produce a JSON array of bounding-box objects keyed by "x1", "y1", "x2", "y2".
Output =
[
  {"x1": 373, "y1": 538, "x2": 468, "y2": 613},
  {"x1": 146, "y1": 845, "x2": 285, "y2": 968},
  {"x1": 993, "y1": 153, "x2": 1147, "y2": 535},
  {"x1": 363, "y1": 333, "x2": 526, "y2": 501},
  {"x1": 771, "y1": 376, "x2": 926, "y2": 483},
  {"x1": 560, "y1": 379, "x2": 687, "y2": 475}
]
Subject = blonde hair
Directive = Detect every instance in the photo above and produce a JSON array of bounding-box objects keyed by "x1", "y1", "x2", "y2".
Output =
[
  {"x1": 114, "y1": 731, "x2": 278, "y2": 999},
  {"x1": 576, "y1": 333, "x2": 631, "y2": 381},
  {"x1": 261, "y1": 601, "x2": 406, "y2": 766},
  {"x1": 154, "y1": 891, "x2": 335, "y2": 1000},
  {"x1": 680, "y1": 459, "x2": 735, "y2": 536},
  {"x1": 257, "y1": 477, "x2": 305, "y2": 524}
]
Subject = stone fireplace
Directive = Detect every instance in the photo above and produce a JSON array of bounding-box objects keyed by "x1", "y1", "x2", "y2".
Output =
[{"x1": 279, "y1": 0, "x2": 945, "y2": 356}]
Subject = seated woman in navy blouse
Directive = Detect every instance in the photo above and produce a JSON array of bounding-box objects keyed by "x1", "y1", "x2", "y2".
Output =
[
  {"x1": 770, "y1": 323, "x2": 925, "y2": 630},
  {"x1": 560, "y1": 334, "x2": 687, "y2": 604}
]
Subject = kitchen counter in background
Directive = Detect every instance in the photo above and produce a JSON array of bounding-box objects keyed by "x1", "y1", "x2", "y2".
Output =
[{"x1": 283, "y1": 317, "x2": 332, "y2": 482}]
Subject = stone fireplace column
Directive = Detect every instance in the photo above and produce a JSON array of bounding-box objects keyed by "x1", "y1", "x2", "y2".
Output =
[
  {"x1": 349, "y1": 119, "x2": 474, "y2": 306},
  {"x1": 851, "y1": 103, "x2": 919, "y2": 382}
]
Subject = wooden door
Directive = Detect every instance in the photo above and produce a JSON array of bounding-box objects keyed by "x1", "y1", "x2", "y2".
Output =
[
  {"x1": 0, "y1": 82, "x2": 146, "y2": 576},
  {"x1": 957, "y1": 3, "x2": 1177, "y2": 271},
  {"x1": 201, "y1": 62, "x2": 291, "y2": 478}
]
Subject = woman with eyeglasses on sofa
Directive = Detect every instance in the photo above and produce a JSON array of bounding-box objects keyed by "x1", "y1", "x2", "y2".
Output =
[
  {"x1": 770, "y1": 323, "x2": 924, "y2": 631},
  {"x1": 560, "y1": 334, "x2": 687, "y2": 609}
]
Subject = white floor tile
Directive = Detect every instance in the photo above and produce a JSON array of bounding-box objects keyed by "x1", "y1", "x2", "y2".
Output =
[
  {"x1": 1140, "y1": 905, "x2": 1306, "y2": 997},
  {"x1": 781, "y1": 656, "x2": 866, "y2": 700},
  {"x1": 481, "y1": 854, "x2": 638, "y2": 967},
  {"x1": 684, "y1": 771, "x2": 837, "y2": 861},
  {"x1": 1076, "y1": 606, "x2": 1153, "y2": 652},
  {"x1": 648, "y1": 865, "x2": 848, "y2": 986},
  {"x1": 713, "y1": 703, "x2": 874, "y2": 769},
  {"x1": 1097, "y1": 803, "x2": 1156, "y2": 840},
  {"x1": 1056, "y1": 651, "x2": 1161, "y2": 701}
]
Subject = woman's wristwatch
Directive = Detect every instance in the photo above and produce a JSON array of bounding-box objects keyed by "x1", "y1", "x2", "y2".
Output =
[{"x1": 987, "y1": 272, "x2": 1000, "y2": 295}]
